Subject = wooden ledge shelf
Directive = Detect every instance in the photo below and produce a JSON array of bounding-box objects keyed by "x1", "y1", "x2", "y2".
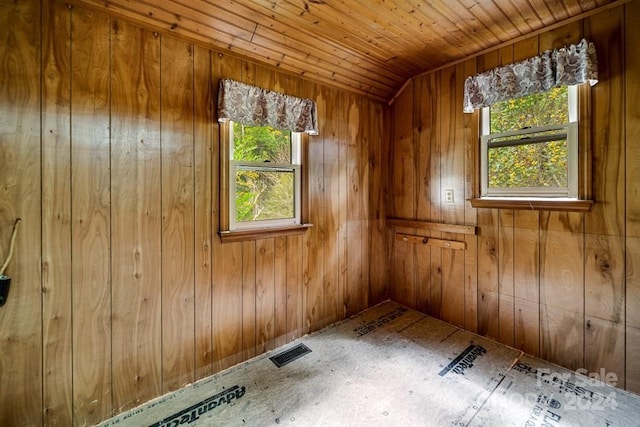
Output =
[
  {"x1": 386, "y1": 218, "x2": 477, "y2": 235},
  {"x1": 219, "y1": 224, "x2": 313, "y2": 243},
  {"x1": 395, "y1": 233, "x2": 466, "y2": 250},
  {"x1": 469, "y1": 198, "x2": 593, "y2": 212}
]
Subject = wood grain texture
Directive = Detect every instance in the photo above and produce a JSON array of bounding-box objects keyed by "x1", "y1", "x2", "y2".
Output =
[
  {"x1": 42, "y1": 1, "x2": 72, "y2": 425},
  {"x1": 388, "y1": 4, "x2": 640, "y2": 395},
  {"x1": 321, "y1": 85, "x2": 341, "y2": 323},
  {"x1": 390, "y1": 81, "x2": 415, "y2": 308},
  {"x1": 160, "y1": 34, "x2": 196, "y2": 393},
  {"x1": 626, "y1": 325, "x2": 640, "y2": 394},
  {"x1": 70, "y1": 6, "x2": 112, "y2": 424},
  {"x1": 414, "y1": 75, "x2": 433, "y2": 315},
  {"x1": 540, "y1": 306, "x2": 584, "y2": 370},
  {"x1": 627, "y1": 0, "x2": 640, "y2": 237},
  {"x1": 347, "y1": 95, "x2": 367, "y2": 316},
  {"x1": 0, "y1": 0, "x2": 42, "y2": 425},
  {"x1": 477, "y1": 209, "x2": 500, "y2": 340},
  {"x1": 67, "y1": 0, "x2": 619, "y2": 101},
  {"x1": 193, "y1": 44, "x2": 214, "y2": 379},
  {"x1": 428, "y1": 71, "x2": 443, "y2": 320},
  {"x1": 627, "y1": 237, "x2": 640, "y2": 329},
  {"x1": 464, "y1": 234, "x2": 479, "y2": 333},
  {"x1": 514, "y1": 297, "x2": 540, "y2": 357},
  {"x1": 110, "y1": 17, "x2": 162, "y2": 411},
  {"x1": 367, "y1": 100, "x2": 389, "y2": 305},
  {"x1": 211, "y1": 52, "x2": 243, "y2": 374},
  {"x1": 391, "y1": 81, "x2": 415, "y2": 219},
  {"x1": 256, "y1": 238, "x2": 276, "y2": 354},
  {"x1": 303, "y1": 82, "x2": 325, "y2": 333},
  {"x1": 359, "y1": 94, "x2": 372, "y2": 315},
  {"x1": 242, "y1": 240, "x2": 257, "y2": 360},
  {"x1": 7, "y1": 1, "x2": 640, "y2": 425},
  {"x1": 286, "y1": 235, "x2": 304, "y2": 342},
  {"x1": 435, "y1": 62, "x2": 463, "y2": 334},
  {"x1": 586, "y1": 7, "x2": 625, "y2": 236},
  {"x1": 1, "y1": 1, "x2": 385, "y2": 424},
  {"x1": 386, "y1": 218, "x2": 476, "y2": 235},
  {"x1": 498, "y1": 210, "x2": 515, "y2": 346},
  {"x1": 585, "y1": 234, "x2": 624, "y2": 323},
  {"x1": 393, "y1": 227, "x2": 416, "y2": 308},
  {"x1": 513, "y1": 211, "x2": 540, "y2": 356},
  {"x1": 540, "y1": 212, "x2": 584, "y2": 314},
  {"x1": 585, "y1": 316, "x2": 625, "y2": 389},
  {"x1": 274, "y1": 236, "x2": 287, "y2": 348},
  {"x1": 463, "y1": 57, "x2": 478, "y2": 334},
  {"x1": 337, "y1": 92, "x2": 350, "y2": 317}
]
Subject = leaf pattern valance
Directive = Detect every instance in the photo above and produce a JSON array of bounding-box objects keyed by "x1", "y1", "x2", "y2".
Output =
[
  {"x1": 463, "y1": 38, "x2": 598, "y2": 113},
  {"x1": 217, "y1": 79, "x2": 319, "y2": 135}
]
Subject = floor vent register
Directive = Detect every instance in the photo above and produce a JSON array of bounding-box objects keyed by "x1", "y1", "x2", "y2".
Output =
[{"x1": 269, "y1": 343, "x2": 312, "y2": 368}]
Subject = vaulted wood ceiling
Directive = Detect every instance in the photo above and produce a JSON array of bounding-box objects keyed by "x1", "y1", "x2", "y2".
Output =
[{"x1": 71, "y1": 0, "x2": 618, "y2": 102}]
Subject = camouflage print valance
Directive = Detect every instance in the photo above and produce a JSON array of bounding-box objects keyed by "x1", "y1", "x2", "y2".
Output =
[
  {"x1": 463, "y1": 38, "x2": 598, "y2": 113},
  {"x1": 217, "y1": 79, "x2": 318, "y2": 135}
]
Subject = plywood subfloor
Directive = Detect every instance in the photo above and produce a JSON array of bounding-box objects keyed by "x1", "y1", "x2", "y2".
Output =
[{"x1": 99, "y1": 301, "x2": 640, "y2": 426}]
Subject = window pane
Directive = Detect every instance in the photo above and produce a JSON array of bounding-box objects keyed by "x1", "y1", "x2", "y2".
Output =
[
  {"x1": 490, "y1": 86, "x2": 569, "y2": 133},
  {"x1": 232, "y1": 122, "x2": 292, "y2": 163},
  {"x1": 235, "y1": 169, "x2": 294, "y2": 222},
  {"x1": 488, "y1": 139, "x2": 568, "y2": 189}
]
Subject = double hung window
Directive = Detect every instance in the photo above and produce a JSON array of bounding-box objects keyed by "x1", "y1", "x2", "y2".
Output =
[
  {"x1": 480, "y1": 85, "x2": 578, "y2": 198},
  {"x1": 228, "y1": 121, "x2": 301, "y2": 230},
  {"x1": 465, "y1": 38, "x2": 597, "y2": 211},
  {"x1": 217, "y1": 79, "x2": 317, "y2": 241}
]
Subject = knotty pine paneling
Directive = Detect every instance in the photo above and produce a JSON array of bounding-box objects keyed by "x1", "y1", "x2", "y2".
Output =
[
  {"x1": 0, "y1": 0, "x2": 387, "y2": 425},
  {"x1": 389, "y1": 0, "x2": 640, "y2": 396}
]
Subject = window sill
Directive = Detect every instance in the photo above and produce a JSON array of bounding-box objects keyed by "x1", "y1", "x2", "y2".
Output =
[
  {"x1": 219, "y1": 223, "x2": 313, "y2": 243},
  {"x1": 469, "y1": 197, "x2": 593, "y2": 212}
]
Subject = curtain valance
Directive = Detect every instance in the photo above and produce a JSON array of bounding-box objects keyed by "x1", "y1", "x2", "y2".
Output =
[
  {"x1": 463, "y1": 38, "x2": 598, "y2": 113},
  {"x1": 217, "y1": 79, "x2": 318, "y2": 135}
]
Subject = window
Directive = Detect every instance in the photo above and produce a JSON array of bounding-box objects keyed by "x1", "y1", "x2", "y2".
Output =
[
  {"x1": 219, "y1": 120, "x2": 310, "y2": 243},
  {"x1": 228, "y1": 121, "x2": 301, "y2": 230},
  {"x1": 471, "y1": 83, "x2": 593, "y2": 212},
  {"x1": 480, "y1": 85, "x2": 578, "y2": 198},
  {"x1": 216, "y1": 79, "x2": 316, "y2": 240},
  {"x1": 464, "y1": 39, "x2": 596, "y2": 211}
]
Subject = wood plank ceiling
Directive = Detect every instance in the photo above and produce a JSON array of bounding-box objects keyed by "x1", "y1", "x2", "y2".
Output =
[{"x1": 70, "y1": 0, "x2": 616, "y2": 102}]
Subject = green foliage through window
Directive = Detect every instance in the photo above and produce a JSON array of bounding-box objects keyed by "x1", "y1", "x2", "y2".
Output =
[
  {"x1": 490, "y1": 86, "x2": 569, "y2": 133},
  {"x1": 486, "y1": 86, "x2": 571, "y2": 191},
  {"x1": 231, "y1": 122, "x2": 298, "y2": 224}
]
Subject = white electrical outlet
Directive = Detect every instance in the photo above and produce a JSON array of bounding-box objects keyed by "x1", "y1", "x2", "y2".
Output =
[{"x1": 444, "y1": 189, "x2": 454, "y2": 203}]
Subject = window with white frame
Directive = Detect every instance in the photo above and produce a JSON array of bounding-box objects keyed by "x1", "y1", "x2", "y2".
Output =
[
  {"x1": 228, "y1": 121, "x2": 302, "y2": 230},
  {"x1": 480, "y1": 85, "x2": 578, "y2": 198}
]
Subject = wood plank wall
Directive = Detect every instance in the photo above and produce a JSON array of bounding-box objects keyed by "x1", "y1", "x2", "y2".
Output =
[
  {"x1": 0, "y1": 0, "x2": 389, "y2": 425},
  {"x1": 390, "y1": 0, "x2": 640, "y2": 395}
]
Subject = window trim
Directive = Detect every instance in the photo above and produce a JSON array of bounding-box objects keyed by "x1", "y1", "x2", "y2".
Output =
[
  {"x1": 470, "y1": 83, "x2": 593, "y2": 211},
  {"x1": 219, "y1": 121, "x2": 311, "y2": 242}
]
